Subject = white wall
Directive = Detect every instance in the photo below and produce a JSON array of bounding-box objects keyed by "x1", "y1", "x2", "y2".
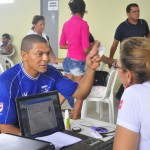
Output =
[
  {"x1": 0, "y1": 0, "x2": 150, "y2": 64},
  {"x1": 0, "y1": 0, "x2": 40, "y2": 63}
]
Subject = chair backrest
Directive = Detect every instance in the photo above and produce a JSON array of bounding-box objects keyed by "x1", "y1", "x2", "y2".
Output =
[
  {"x1": 3, "y1": 48, "x2": 15, "y2": 57},
  {"x1": 102, "y1": 67, "x2": 118, "y2": 99},
  {"x1": 0, "y1": 55, "x2": 14, "y2": 70},
  {"x1": 0, "y1": 63, "x2": 5, "y2": 74},
  {"x1": 98, "y1": 45, "x2": 105, "y2": 57},
  {"x1": 97, "y1": 45, "x2": 106, "y2": 71}
]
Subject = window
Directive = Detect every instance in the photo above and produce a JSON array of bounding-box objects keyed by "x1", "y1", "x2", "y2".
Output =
[{"x1": 0, "y1": 0, "x2": 14, "y2": 4}]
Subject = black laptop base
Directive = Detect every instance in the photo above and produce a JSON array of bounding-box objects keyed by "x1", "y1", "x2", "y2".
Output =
[{"x1": 0, "y1": 133, "x2": 55, "y2": 150}]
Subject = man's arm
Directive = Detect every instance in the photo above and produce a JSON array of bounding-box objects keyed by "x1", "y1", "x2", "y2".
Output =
[
  {"x1": 73, "y1": 41, "x2": 100, "y2": 100},
  {"x1": 101, "y1": 55, "x2": 116, "y2": 65},
  {"x1": 0, "y1": 124, "x2": 20, "y2": 135},
  {"x1": 109, "y1": 39, "x2": 119, "y2": 59},
  {"x1": 113, "y1": 125, "x2": 139, "y2": 150}
]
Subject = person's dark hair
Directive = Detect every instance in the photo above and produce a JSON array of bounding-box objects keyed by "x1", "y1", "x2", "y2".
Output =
[
  {"x1": 31, "y1": 15, "x2": 45, "y2": 29},
  {"x1": 21, "y1": 34, "x2": 47, "y2": 52},
  {"x1": 32, "y1": 15, "x2": 45, "y2": 25},
  {"x1": 89, "y1": 33, "x2": 95, "y2": 43},
  {"x1": 68, "y1": 0, "x2": 86, "y2": 14},
  {"x1": 126, "y1": 3, "x2": 139, "y2": 13},
  {"x1": 120, "y1": 37, "x2": 150, "y2": 83},
  {"x1": 2, "y1": 33, "x2": 10, "y2": 40}
]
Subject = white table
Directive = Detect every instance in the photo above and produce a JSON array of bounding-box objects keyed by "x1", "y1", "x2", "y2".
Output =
[
  {"x1": 49, "y1": 63, "x2": 63, "y2": 72},
  {"x1": 70, "y1": 117, "x2": 116, "y2": 142}
]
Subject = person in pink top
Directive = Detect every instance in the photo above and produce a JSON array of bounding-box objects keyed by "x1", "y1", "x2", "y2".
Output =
[{"x1": 59, "y1": 0, "x2": 92, "y2": 119}]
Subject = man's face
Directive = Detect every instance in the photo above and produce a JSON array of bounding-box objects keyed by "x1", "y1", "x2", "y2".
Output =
[
  {"x1": 127, "y1": 6, "x2": 140, "y2": 20},
  {"x1": 2, "y1": 36, "x2": 9, "y2": 44},
  {"x1": 22, "y1": 42, "x2": 50, "y2": 78}
]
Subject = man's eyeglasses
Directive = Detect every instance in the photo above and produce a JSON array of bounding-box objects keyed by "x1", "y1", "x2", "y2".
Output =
[{"x1": 112, "y1": 62, "x2": 124, "y2": 70}]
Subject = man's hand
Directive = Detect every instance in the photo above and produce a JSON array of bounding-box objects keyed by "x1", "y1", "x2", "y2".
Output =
[{"x1": 86, "y1": 40, "x2": 101, "y2": 70}]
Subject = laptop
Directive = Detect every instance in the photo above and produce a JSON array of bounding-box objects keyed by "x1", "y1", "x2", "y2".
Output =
[
  {"x1": 0, "y1": 133, "x2": 54, "y2": 150},
  {"x1": 16, "y1": 90, "x2": 114, "y2": 149},
  {"x1": 16, "y1": 90, "x2": 65, "y2": 138}
]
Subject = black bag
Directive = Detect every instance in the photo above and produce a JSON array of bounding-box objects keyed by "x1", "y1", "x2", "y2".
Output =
[{"x1": 93, "y1": 71, "x2": 109, "y2": 86}]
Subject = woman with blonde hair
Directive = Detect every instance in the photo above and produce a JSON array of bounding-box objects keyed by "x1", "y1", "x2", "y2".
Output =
[{"x1": 113, "y1": 37, "x2": 150, "y2": 150}]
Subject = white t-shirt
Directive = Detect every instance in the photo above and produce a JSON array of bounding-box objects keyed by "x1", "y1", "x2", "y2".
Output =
[
  {"x1": 117, "y1": 81, "x2": 150, "y2": 150},
  {"x1": 27, "y1": 30, "x2": 49, "y2": 44}
]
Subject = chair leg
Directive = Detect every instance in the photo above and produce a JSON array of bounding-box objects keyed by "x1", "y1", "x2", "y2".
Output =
[
  {"x1": 99, "y1": 102, "x2": 103, "y2": 119},
  {"x1": 96, "y1": 101, "x2": 100, "y2": 113},
  {"x1": 81, "y1": 100, "x2": 88, "y2": 119},
  {"x1": 108, "y1": 101, "x2": 114, "y2": 123}
]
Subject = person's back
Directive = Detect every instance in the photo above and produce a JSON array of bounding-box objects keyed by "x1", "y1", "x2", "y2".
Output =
[
  {"x1": 62, "y1": 15, "x2": 89, "y2": 60},
  {"x1": 59, "y1": 0, "x2": 91, "y2": 119},
  {"x1": 59, "y1": 0, "x2": 90, "y2": 61},
  {"x1": 113, "y1": 37, "x2": 150, "y2": 150},
  {"x1": 118, "y1": 83, "x2": 150, "y2": 149}
]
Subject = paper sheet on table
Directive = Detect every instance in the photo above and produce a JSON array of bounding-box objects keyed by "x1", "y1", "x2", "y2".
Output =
[{"x1": 36, "y1": 131, "x2": 82, "y2": 150}]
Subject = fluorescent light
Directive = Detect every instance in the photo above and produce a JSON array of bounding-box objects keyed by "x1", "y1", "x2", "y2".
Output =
[{"x1": 0, "y1": 0, "x2": 14, "y2": 4}]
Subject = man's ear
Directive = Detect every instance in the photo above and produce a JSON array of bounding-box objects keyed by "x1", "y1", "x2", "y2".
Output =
[{"x1": 21, "y1": 51, "x2": 28, "y2": 61}]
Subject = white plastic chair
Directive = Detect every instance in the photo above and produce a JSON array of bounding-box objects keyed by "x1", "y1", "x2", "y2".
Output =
[
  {"x1": 0, "y1": 55, "x2": 14, "y2": 70},
  {"x1": 81, "y1": 67, "x2": 118, "y2": 123},
  {"x1": 97, "y1": 45, "x2": 106, "y2": 71},
  {"x1": 2, "y1": 48, "x2": 15, "y2": 58},
  {"x1": 0, "y1": 63, "x2": 5, "y2": 73}
]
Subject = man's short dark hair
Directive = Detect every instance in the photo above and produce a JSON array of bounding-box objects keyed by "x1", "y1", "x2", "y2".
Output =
[
  {"x1": 21, "y1": 34, "x2": 47, "y2": 52},
  {"x1": 126, "y1": 3, "x2": 139, "y2": 13},
  {"x1": 2, "y1": 33, "x2": 10, "y2": 40}
]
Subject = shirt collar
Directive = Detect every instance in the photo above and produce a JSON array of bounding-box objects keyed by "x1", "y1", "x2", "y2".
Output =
[
  {"x1": 125, "y1": 19, "x2": 141, "y2": 26},
  {"x1": 71, "y1": 15, "x2": 82, "y2": 20}
]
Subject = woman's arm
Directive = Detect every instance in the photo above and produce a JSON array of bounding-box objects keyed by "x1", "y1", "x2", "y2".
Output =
[{"x1": 113, "y1": 125, "x2": 139, "y2": 150}]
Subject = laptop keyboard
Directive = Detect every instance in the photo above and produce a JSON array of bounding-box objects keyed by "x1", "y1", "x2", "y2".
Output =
[
  {"x1": 62, "y1": 130, "x2": 114, "y2": 150},
  {"x1": 62, "y1": 130, "x2": 89, "y2": 140}
]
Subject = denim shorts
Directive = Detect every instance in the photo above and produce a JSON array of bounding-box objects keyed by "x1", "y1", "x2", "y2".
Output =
[{"x1": 63, "y1": 57, "x2": 85, "y2": 76}]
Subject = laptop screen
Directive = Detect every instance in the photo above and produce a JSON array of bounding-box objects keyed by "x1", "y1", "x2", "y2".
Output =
[{"x1": 16, "y1": 91, "x2": 65, "y2": 138}]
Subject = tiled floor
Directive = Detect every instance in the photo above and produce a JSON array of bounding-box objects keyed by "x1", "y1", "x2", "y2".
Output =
[{"x1": 61, "y1": 96, "x2": 120, "y2": 124}]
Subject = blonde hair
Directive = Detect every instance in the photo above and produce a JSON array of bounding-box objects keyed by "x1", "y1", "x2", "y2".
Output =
[{"x1": 120, "y1": 37, "x2": 150, "y2": 83}]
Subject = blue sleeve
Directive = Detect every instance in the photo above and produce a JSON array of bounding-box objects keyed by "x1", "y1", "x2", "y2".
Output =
[
  {"x1": 0, "y1": 75, "x2": 18, "y2": 125},
  {"x1": 52, "y1": 69, "x2": 78, "y2": 99}
]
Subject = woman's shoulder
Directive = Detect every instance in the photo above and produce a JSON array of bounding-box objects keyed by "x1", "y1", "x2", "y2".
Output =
[{"x1": 27, "y1": 29, "x2": 35, "y2": 35}]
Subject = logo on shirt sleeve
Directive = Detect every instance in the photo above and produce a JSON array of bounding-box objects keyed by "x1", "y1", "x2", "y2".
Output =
[
  {"x1": 118, "y1": 100, "x2": 124, "y2": 109},
  {"x1": 0, "y1": 102, "x2": 4, "y2": 112}
]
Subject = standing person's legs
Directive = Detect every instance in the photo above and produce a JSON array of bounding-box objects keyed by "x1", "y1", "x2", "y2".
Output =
[
  {"x1": 62, "y1": 57, "x2": 74, "y2": 107},
  {"x1": 68, "y1": 59, "x2": 85, "y2": 120},
  {"x1": 62, "y1": 57, "x2": 85, "y2": 119}
]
